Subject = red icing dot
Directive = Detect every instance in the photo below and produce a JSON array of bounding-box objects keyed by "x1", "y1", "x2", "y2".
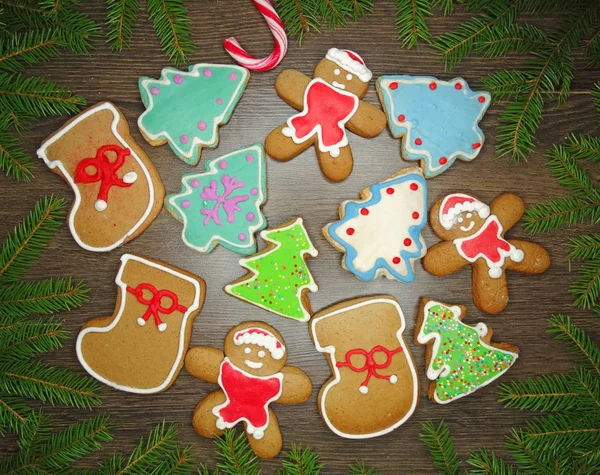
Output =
[
  {"x1": 439, "y1": 156, "x2": 448, "y2": 165},
  {"x1": 429, "y1": 82, "x2": 437, "y2": 90},
  {"x1": 412, "y1": 211, "x2": 420, "y2": 219},
  {"x1": 389, "y1": 82, "x2": 399, "y2": 90},
  {"x1": 415, "y1": 138, "x2": 423, "y2": 146},
  {"x1": 410, "y1": 183, "x2": 418, "y2": 191},
  {"x1": 404, "y1": 238, "x2": 412, "y2": 246},
  {"x1": 478, "y1": 96, "x2": 486, "y2": 103},
  {"x1": 346, "y1": 227, "x2": 355, "y2": 236},
  {"x1": 386, "y1": 187, "x2": 395, "y2": 195},
  {"x1": 398, "y1": 114, "x2": 406, "y2": 122},
  {"x1": 392, "y1": 257, "x2": 401, "y2": 264},
  {"x1": 472, "y1": 142, "x2": 482, "y2": 149},
  {"x1": 455, "y1": 83, "x2": 463, "y2": 90},
  {"x1": 360, "y1": 208, "x2": 369, "y2": 216}
]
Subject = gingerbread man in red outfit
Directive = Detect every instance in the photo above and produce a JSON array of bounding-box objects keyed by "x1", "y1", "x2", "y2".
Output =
[
  {"x1": 184, "y1": 322, "x2": 312, "y2": 459},
  {"x1": 423, "y1": 193, "x2": 550, "y2": 314},
  {"x1": 265, "y1": 48, "x2": 387, "y2": 182}
]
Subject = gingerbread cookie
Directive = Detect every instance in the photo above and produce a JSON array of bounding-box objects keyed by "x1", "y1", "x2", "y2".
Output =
[
  {"x1": 185, "y1": 322, "x2": 312, "y2": 459},
  {"x1": 377, "y1": 76, "x2": 491, "y2": 178},
  {"x1": 310, "y1": 296, "x2": 419, "y2": 438},
  {"x1": 323, "y1": 167, "x2": 427, "y2": 282},
  {"x1": 224, "y1": 218, "x2": 318, "y2": 322},
  {"x1": 265, "y1": 48, "x2": 387, "y2": 182},
  {"x1": 37, "y1": 102, "x2": 164, "y2": 252},
  {"x1": 166, "y1": 144, "x2": 267, "y2": 255},
  {"x1": 138, "y1": 64, "x2": 250, "y2": 165},
  {"x1": 416, "y1": 298, "x2": 519, "y2": 404},
  {"x1": 76, "y1": 254, "x2": 205, "y2": 393},
  {"x1": 423, "y1": 193, "x2": 550, "y2": 314}
]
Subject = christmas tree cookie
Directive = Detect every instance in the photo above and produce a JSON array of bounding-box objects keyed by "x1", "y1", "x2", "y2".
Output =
[
  {"x1": 138, "y1": 64, "x2": 250, "y2": 165},
  {"x1": 376, "y1": 76, "x2": 491, "y2": 178},
  {"x1": 415, "y1": 298, "x2": 519, "y2": 404},
  {"x1": 323, "y1": 167, "x2": 427, "y2": 282},
  {"x1": 224, "y1": 218, "x2": 318, "y2": 322},
  {"x1": 166, "y1": 144, "x2": 267, "y2": 255}
]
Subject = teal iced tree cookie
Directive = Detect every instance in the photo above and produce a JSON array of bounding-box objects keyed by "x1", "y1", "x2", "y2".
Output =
[
  {"x1": 166, "y1": 144, "x2": 267, "y2": 255},
  {"x1": 138, "y1": 64, "x2": 250, "y2": 165}
]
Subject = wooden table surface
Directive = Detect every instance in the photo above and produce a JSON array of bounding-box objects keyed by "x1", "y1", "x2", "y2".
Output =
[{"x1": 2, "y1": 1, "x2": 599, "y2": 473}]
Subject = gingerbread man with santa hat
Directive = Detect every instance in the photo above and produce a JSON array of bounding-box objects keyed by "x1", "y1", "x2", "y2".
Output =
[
  {"x1": 424, "y1": 192, "x2": 550, "y2": 314},
  {"x1": 265, "y1": 48, "x2": 387, "y2": 182}
]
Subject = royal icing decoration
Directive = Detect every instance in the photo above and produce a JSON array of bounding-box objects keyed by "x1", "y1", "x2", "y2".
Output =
[
  {"x1": 439, "y1": 193, "x2": 490, "y2": 231},
  {"x1": 324, "y1": 168, "x2": 427, "y2": 282},
  {"x1": 224, "y1": 218, "x2": 318, "y2": 322},
  {"x1": 223, "y1": 0, "x2": 287, "y2": 72},
  {"x1": 233, "y1": 327, "x2": 286, "y2": 360},
  {"x1": 282, "y1": 78, "x2": 359, "y2": 158},
  {"x1": 213, "y1": 358, "x2": 283, "y2": 439},
  {"x1": 126, "y1": 283, "x2": 187, "y2": 332},
  {"x1": 377, "y1": 76, "x2": 491, "y2": 177},
  {"x1": 336, "y1": 346, "x2": 402, "y2": 394},
  {"x1": 138, "y1": 64, "x2": 250, "y2": 165},
  {"x1": 326, "y1": 48, "x2": 372, "y2": 83},
  {"x1": 166, "y1": 144, "x2": 267, "y2": 255},
  {"x1": 417, "y1": 300, "x2": 518, "y2": 404}
]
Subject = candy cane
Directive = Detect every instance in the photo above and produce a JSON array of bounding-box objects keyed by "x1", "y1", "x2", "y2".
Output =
[{"x1": 223, "y1": 0, "x2": 288, "y2": 72}]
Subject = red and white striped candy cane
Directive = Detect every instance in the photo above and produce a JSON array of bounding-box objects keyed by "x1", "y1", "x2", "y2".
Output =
[{"x1": 223, "y1": 0, "x2": 288, "y2": 72}]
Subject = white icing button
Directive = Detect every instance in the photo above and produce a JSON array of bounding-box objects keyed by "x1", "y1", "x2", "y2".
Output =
[
  {"x1": 488, "y1": 267, "x2": 503, "y2": 279},
  {"x1": 158, "y1": 322, "x2": 167, "y2": 332},
  {"x1": 476, "y1": 322, "x2": 489, "y2": 337},
  {"x1": 216, "y1": 419, "x2": 226, "y2": 430},
  {"x1": 137, "y1": 317, "x2": 146, "y2": 327},
  {"x1": 466, "y1": 213, "x2": 472, "y2": 218},
  {"x1": 94, "y1": 199, "x2": 107, "y2": 212},
  {"x1": 329, "y1": 148, "x2": 341, "y2": 158},
  {"x1": 253, "y1": 430, "x2": 264, "y2": 440},
  {"x1": 389, "y1": 375, "x2": 398, "y2": 384},
  {"x1": 512, "y1": 249, "x2": 525, "y2": 262},
  {"x1": 334, "y1": 68, "x2": 341, "y2": 75},
  {"x1": 281, "y1": 127, "x2": 293, "y2": 137},
  {"x1": 122, "y1": 171, "x2": 138, "y2": 184},
  {"x1": 258, "y1": 350, "x2": 266, "y2": 358},
  {"x1": 458, "y1": 217, "x2": 463, "y2": 223},
  {"x1": 244, "y1": 347, "x2": 251, "y2": 354},
  {"x1": 346, "y1": 73, "x2": 353, "y2": 81},
  {"x1": 359, "y1": 386, "x2": 369, "y2": 394}
]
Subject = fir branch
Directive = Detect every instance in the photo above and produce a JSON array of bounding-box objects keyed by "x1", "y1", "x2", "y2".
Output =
[
  {"x1": 277, "y1": 444, "x2": 323, "y2": 475},
  {"x1": 160, "y1": 444, "x2": 196, "y2": 475},
  {"x1": 214, "y1": 430, "x2": 260, "y2": 475},
  {"x1": 467, "y1": 448, "x2": 517, "y2": 475},
  {"x1": 146, "y1": 0, "x2": 194, "y2": 65},
  {"x1": 592, "y1": 82, "x2": 600, "y2": 126},
  {"x1": 505, "y1": 428, "x2": 572, "y2": 475},
  {"x1": 0, "y1": 195, "x2": 66, "y2": 284},
  {"x1": 498, "y1": 373, "x2": 583, "y2": 412},
  {"x1": 0, "y1": 128, "x2": 34, "y2": 181},
  {"x1": 42, "y1": 1, "x2": 100, "y2": 55},
  {"x1": 548, "y1": 315, "x2": 600, "y2": 377},
  {"x1": 106, "y1": 0, "x2": 139, "y2": 52},
  {"x1": 348, "y1": 461, "x2": 377, "y2": 475},
  {"x1": 395, "y1": 0, "x2": 432, "y2": 48},
  {"x1": 0, "y1": 278, "x2": 88, "y2": 318},
  {"x1": 15, "y1": 409, "x2": 49, "y2": 456},
  {"x1": 482, "y1": 70, "x2": 533, "y2": 102},
  {"x1": 275, "y1": 0, "x2": 320, "y2": 44},
  {"x1": 480, "y1": 24, "x2": 551, "y2": 58},
  {"x1": 569, "y1": 258, "x2": 600, "y2": 311},
  {"x1": 419, "y1": 420, "x2": 461, "y2": 475},
  {"x1": 544, "y1": 144, "x2": 599, "y2": 199},
  {"x1": 565, "y1": 133, "x2": 600, "y2": 163},
  {"x1": 573, "y1": 369, "x2": 600, "y2": 412},
  {"x1": 433, "y1": 0, "x2": 462, "y2": 16},
  {"x1": 522, "y1": 413, "x2": 600, "y2": 454},
  {"x1": 556, "y1": 51, "x2": 574, "y2": 106},
  {"x1": 318, "y1": 0, "x2": 373, "y2": 28},
  {"x1": 0, "y1": 315, "x2": 67, "y2": 360},
  {"x1": 522, "y1": 195, "x2": 600, "y2": 234},
  {"x1": 567, "y1": 234, "x2": 600, "y2": 261},
  {"x1": 0, "y1": 359, "x2": 101, "y2": 408},
  {"x1": 586, "y1": 31, "x2": 600, "y2": 68},
  {"x1": 0, "y1": 30, "x2": 60, "y2": 73},
  {"x1": 0, "y1": 394, "x2": 31, "y2": 435}
]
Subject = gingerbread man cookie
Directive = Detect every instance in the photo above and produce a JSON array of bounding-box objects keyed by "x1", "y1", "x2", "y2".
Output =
[
  {"x1": 265, "y1": 48, "x2": 387, "y2": 182},
  {"x1": 423, "y1": 193, "x2": 550, "y2": 314},
  {"x1": 185, "y1": 322, "x2": 312, "y2": 459}
]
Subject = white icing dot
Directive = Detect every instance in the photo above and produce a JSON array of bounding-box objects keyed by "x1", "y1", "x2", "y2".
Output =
[
  {"x1": 329, "y1": 148, "x2": 340, "y2": 158},
  {"x1": 334, "y1": 68, "x2": 341, "y2": 76},
  {"x1": 458, "y1": 217, "x2": 463, "y2": 223},
  {"x1": 122, "y1": 171, "x2": 138, "y2": 184},
  {"x1": 137, "y1": 317, "x2": 146, "y2": 327},
  {"x1": 216, "y1": 419, "x2": 226, "y2": 430},
  {"x1": 282, "y1": 127, "x2": 293, "y2": 137},
  {"x1": 390, "y1": 375, "x2": 398, "y2": 384},
  {"x1": 95, "y1": 199, "x2": 107, "y2": 212},
  {"x1": 476, "y1": 322, "x2": 488, "y2": 337},
  {"x1": 158, "y1": 322, "x2": 167, "y2": 332},
  {"x1": 253, "y1": 430, "x2": 264, "y2": 440},
  {"x1": 346, "y1": 73, "x2": 353, "y2": 81},
  {"x1": 359, "y1": 386, "x2": 369, "y2": 394},
  {"x1": 489, "y1": 267, "x2": 503, "y2": 279},
  {"x1": 512, "y1": 249, "x2": 524, "y2": 262},
  {"x1": 244, "y1": 347, "x2": 251, "y2": 354},
  {"x1": 258, "y1": 350, "x2": 266, "y2": 358},
  {"x1": 466, "y1": 212, "x2": 472, "y2": 218}
]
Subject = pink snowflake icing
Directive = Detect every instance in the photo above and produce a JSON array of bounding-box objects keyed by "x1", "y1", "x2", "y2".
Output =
[{"x1": 200, "y1": 175, "x2": 249, "y2": 225}]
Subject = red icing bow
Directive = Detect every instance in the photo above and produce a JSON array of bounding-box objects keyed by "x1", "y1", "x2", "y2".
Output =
[
  {"x1": 126, "y1": 283, "x2": 188, "y2": 332},
  {"x1": 74, "y1": 144, "x2": 137, "y2": 212},
  {"x1": 336, "y1": 345, "x2": 403, "y2": 394}
]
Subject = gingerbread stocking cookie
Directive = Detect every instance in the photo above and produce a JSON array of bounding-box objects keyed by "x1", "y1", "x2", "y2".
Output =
[
  {"x1": 77, "y1": 254, "x2": 205, "y2": 393},
  {"x1": 423, "y1": 193, "x2": 550, "y2": 314},
  {"x1": 37, "y1": 102, "x2": 164, "y2": 252},
  {"x1": 185, "y1": 322, "x2": 312, "y2": 459},
  {"x1": 310, "y1": 296, "x2": 419, "y2": 439},
  {"x1": 265, "y1": 48, "x2": 387, "y2": 182}
]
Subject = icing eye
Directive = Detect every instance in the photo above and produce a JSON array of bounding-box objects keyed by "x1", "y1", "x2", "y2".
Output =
[
  {"x1": 466, "y1": 213, "x2": 473, "y2": 218},
  {"x1": 458, "y1": 217, "x2": 464, "y2": 223},
  {"x1": 244, "y1": 347, "x2": 251, "y2": 354},
  {"x1": 346, "y1": 73, "x2": 353, "y2": 81},
  {"x1": 334, "y1": 68, "x2": 341, "y2": 76},
  {"x1": 258, "y1": 350, "x2": 266, "y2": 358}
]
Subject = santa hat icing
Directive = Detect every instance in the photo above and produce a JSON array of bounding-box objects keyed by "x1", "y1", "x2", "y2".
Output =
[
  {"x1": 233, "y1": 327, "x2": 286, "y2": 360},
  {"x1": 439, "y1": 193, "x2": 490, "y2": 230},
  {"x1": 325, "y1": 48, "x2": 372, "y2": 83}
]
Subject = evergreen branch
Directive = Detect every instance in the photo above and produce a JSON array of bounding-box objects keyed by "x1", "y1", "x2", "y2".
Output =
[
  {"x1": 548, "y1": 315, "x2": 600, "y2": 377},
  {"x1": 482, "y1": 70, "x2": 533, "y2": 102},
  {"x1": 0, "y1": 128, "x2": 34, "y2": 181},
  {"x1": 275, "y1": 0, "x2": 320, "y2": 44},
  {"x1": 106, "y1": 0, "x2": 139, "y2": 52},
  {"x1": 0, "y1": 360, "x2": 101, "y2": 408},
  {"x1": 467, "y1": 448, "x2": 517, "y2": 475},
  {"x1": 522, "y1": 413, "x2": 600, "y2": 454},
  {"x1": 433, "y1": 0, "x2": 462, "y2": 16},
  {"x1": 419, "y1": 420, "x2": 461, "y2": 475},
  {"x1": 498, "y1": 373, "x2": 582, "y2": 412},
  {"x1": 317, "y1": 0, "x2": 373, "y2": 27},
  {"x1": 43, "y1": 1, "x2": 100, "y2": 55},
  {"x1": 544, "y1": 144, "x2": 599, "y2": 199},
  {"x1": 480, "y1": 24, "x2": 551, "y2": 58},
  {"x1": 0, "y1": 30, "x2": 60, "y2": 73},
  {"x1": 214, "y1": 430, "x2": 260, "y2": 475},
  {"x1": 586, "y1": 31, "x2": 600, "y2": 68},
  {"x1": 395, "y1": 0, "x2": 432, "y2": 48},
  {"x1": 567, "y1": 234, "x2": 600, "y2": 261},
  {"x1": 0, "y1": 394, "x2": 31, "y2": 435},
  {"x1": 160, "y1": 444, "x2": 196, "y2": 475},
  {"x1": 522, "y1": 195, "x2": 600, "y2": 234},
  {"x1": 0, "y1": 315, "x2": 67, "y2": 360},
  {"x1": 573, "y1": 369, "x2": 600, "y2": 412},
  {"x1": 555, "y1": 51, "x2": 574, "y2": 106},
  {"x1": 592, "y1": 82, "x2": 600, "y2": 126},
  {"x1": 349, "y1": 461, "x2": 377, "y2": 475},
  {"x1": 0, "y1": 195, "x2": 66, "y2": 284},
  {"x1": 277, "y1": 444, "x2": 323, "y2": 475},
  {"x1": 146, "y1": 0, "x2": 194, "y2": 65},
  {"x1": 505, "y1": 428, "x2": 571, "y2": 475},
  {"x1": 0, "y1": 277, "x2": 89, "y2": 318},
  {"x1": 565, "y1": 134, "x2": 600, "y2": 163},
  {"x1": 569, "y1": 258, "x2": 600, "y2": 311},
  {"x1": 16, "y1": 409, "x2": 50, "y2": 456}
]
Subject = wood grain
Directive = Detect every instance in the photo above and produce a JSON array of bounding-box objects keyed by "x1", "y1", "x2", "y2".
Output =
[{"x1": 1, "y1": 1, "x2": 600, "y2": 472}]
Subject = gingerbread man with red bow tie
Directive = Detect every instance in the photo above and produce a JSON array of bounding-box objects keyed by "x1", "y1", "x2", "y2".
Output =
[{"x1": 423, "y1": 193, "x2": 550, "y2": 314}]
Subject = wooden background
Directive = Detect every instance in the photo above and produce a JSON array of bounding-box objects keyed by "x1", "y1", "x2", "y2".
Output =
[{"x1": 1, "y1": 1, "x2": 599, "y2": 472}]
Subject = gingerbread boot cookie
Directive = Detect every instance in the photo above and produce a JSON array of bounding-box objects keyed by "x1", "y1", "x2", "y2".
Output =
[
  {"x1": 423, "y1": 193, "x2": 550, "y2": 314},
  {"x1": 77, "y1": 254, "x2": 205, "y2": 393},
  {"x1": 310, "y1": 296, "x2": 419, "y2": 439},
  {"x1": 37, "y1": 102, "x2": 165, "y2": 252},
  {"x1": 185, "y1": 322, "x2": 312, "y2": 459},
  {"x1": 265, "y1": 48, "x2": 387, "y2": 182}
]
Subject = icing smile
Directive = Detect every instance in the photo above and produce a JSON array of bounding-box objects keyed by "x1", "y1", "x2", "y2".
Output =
[
  {"x1": 459, "y1": 221, "x2": 475, "y2": 232},
  {"x1": 244, "y1": 360, "x2": 263, "y2": 369},
  {"x1": 332, "y1": 81, "x2": 346, "y2": 90}
]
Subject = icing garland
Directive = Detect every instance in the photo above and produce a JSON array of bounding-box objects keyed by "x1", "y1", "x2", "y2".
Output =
[
  {"x1": 336, "y1": 346, "x2": 402, "y2": 394},
  {"x1": 126, "y1": 283, "x2": 187, "y2": 332}
]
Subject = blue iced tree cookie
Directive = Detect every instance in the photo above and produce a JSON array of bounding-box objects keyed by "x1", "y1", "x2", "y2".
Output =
[
  {"x1": 323, "y1": 167, "x2": 427, "y2": 282},
  {"x1": 138, "y1": 64, "x2": 250, "y2": 165},
  {"x1": 166, "y1": 144, "x2": 267, "y2": 255},
  {"x1": 376, "y1": 76, "x2": 491, "y2": 178}
]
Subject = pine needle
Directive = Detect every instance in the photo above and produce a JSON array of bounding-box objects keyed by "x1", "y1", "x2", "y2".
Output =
[
  {"x1": 0, "y1": 30, "x2": 61, "y2": 73},
  {"x1": 522, "y1": 413, "x2": 600, "y2": 454},
  {"x1": 480, "y1": 24, "x2": 551, "y2": 58},
  {"x1": 146, "y1": 0, "x2": 194, "y2": 65},
  {"x1": 106, "y1": 0, "x2": 139, "y2": 52},
  {"x1": 0, "y1": 195, "x2": 66, "y2": 284},
  {"x1": 522, "y1": 195, "x2": 600, "y2": 234},
  {"x1": 419, "y1": 420, "x2": 461, "y2": 475},
  {"x1": 41, "y1": 1, "x2": 100, "y2": 55},
  {"x1": 567, "y1": 234, "x2": 600, "y2": 261},
  {"x1": 0, "y1": 394, "x2": 31, "y2": 435},
  {"x1": 569, "y1": 258, "x2": 600, "y2": 311},
  {"x1": 348, "y1": 461, "x2": 377, "y2": 475},
  {"x1": 277, "y1": 444, "x2": 323, "y2": 474},
  {"x1": 548, "y1": 315, "x2": 600, "y2": 377},
  {"x1": 395, "y1": 0, "x2": 432, "y2": 48},
  {"x1": 499, "y1": 373, "x2": 583, "y2": 412},
  {"x1": 565, "y1": 133, "x2": 600, "y2": 163},
  {"x1": 0, "y1": 128, "x2": 34, "y2": 181},
  {"x1": 505, "y1": 428, "x2": 572, "y2": 475},
  {"x1": 214, "y1": 430, "x2": 260, "y2": 475},
  {"x1": 275, "y1": 0, "x2": 320, "y2": 44},
  {"x1": 544, "y1": 145, "x2": 599, "y2": 199},
  {"x1": 0, "y1": 314, "x2": 67, "y2": 360},
  {"x1": 433, "y1": 0, "x2": 462, "y2": 16},
  {"x1": 467, "y1": 448, "x2": 517, "y2": 475},
  {"x1": 592, "y1": 82, "x2": 600, "y2": 126}
]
